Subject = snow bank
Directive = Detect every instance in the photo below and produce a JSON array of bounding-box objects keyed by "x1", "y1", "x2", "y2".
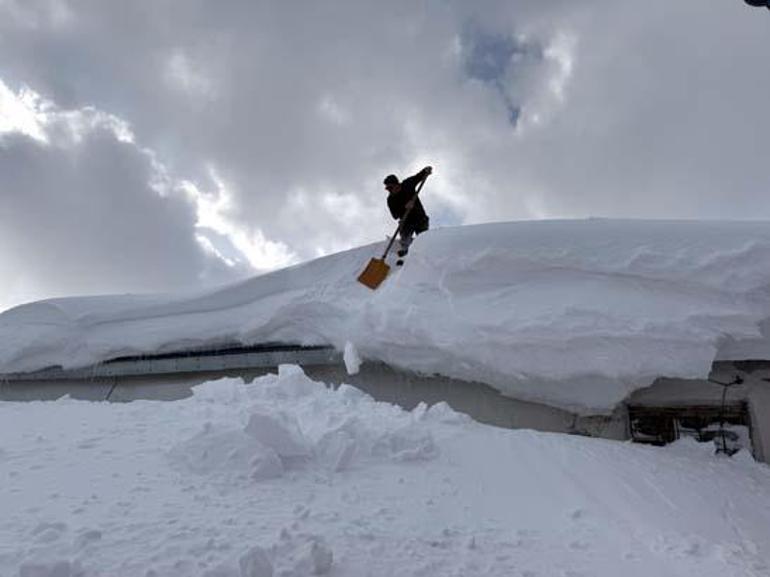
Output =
[
  {"x1": 169, "y1": 364, "x2": 442, "y2": 483},
  {"x1": 2, "y1": 219, "x2": 770, "y2": 412},
  {"x1": 1, "y1": 367, "x2": 769, "y2": 576}
]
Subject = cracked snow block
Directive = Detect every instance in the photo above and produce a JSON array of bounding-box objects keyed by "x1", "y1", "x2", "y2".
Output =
[
  {"x1": 315, "y1": 429, "x2": 357, "y2": 472},
  {"x1": 244, "y1": 412, "x2": 310, "y2": 462}
]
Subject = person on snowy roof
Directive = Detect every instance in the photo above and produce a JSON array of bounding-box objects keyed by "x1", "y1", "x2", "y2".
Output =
[{"x1": 383, "y1": 166, "x2": 432, "y2": 258}]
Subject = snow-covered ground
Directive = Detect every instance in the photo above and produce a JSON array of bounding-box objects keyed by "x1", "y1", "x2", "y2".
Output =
[
  {"x1": 1, "y1": 366, "x2": 768, "y2": 577},
  {"x1": 3, "y1": 219, "x2": 770, "y2": 413}
]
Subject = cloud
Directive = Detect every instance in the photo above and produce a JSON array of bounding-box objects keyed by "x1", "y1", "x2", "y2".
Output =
[
  {"x1": 0, "y1": 81, "x2": 250, "y2": 310},
  {"x1": 1, "y1": 0, "x2": 769, "y2": 310}
]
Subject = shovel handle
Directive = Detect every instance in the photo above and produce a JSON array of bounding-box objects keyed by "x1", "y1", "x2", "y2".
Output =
[{"x1": 380, "y1": 175, "x2": 428, "y2": 260}]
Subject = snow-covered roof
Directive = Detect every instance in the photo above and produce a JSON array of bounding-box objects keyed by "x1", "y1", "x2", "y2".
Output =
[{"x1": 2, "y1": 219, "x2": 770, "y2": 413}]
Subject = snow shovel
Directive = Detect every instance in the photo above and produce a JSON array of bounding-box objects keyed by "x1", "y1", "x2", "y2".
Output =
[{"x1": 357, "y1": 176, "x2": 428, "y2": 289}]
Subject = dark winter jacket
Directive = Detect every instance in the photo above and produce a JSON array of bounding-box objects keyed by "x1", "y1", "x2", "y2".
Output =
[{"x1": 387, "y1": 170, "x2": 430, "y2": 234}]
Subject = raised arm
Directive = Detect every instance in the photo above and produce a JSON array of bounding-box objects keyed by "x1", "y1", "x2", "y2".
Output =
[{"x1": 402, "y1": 166, "x2": 433, "y2": 191}]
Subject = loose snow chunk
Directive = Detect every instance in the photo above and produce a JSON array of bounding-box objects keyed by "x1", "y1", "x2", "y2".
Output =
[
  {"x1": 269, "y1": 365, "x2": 326, "y2": 399},
  {"x1": 191, "y1": 377, "x2": 247, "y2": 405},
  {"x1": 315, "y1": 429, "x2": 357, "y2": 472},
  {"x1": 243, "y1": 411, "x2": 310, "y2": 461},
  {"x1": 335, "y1": 383, "x2": 370, "y2": 402},
  {"x1": 343, "y1": 341, "x2": 362, "y2": 375},
  {"x1": 424, "y1": 401, "x2": 470, "y2": 424},
  {"x1": 277, "y1": 364, "x2": 305, "y2": 378}
]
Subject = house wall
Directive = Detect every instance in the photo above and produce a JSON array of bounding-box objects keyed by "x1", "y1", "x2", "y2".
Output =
[
  {"x1": 626, "y1": 361, "x2": 770, "y2": 462},
  {"x1": 2, "y1": 356, "x2": 767, "y2": 462},
  {"x1": 305, "y1": 363, "x2": 629, "y2": 440}
]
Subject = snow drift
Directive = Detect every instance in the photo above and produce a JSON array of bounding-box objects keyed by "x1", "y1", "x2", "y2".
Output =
[
  {"x1": 2, "y1": 219, "x2": 770, "y2": 412},
  {"x1": 2, "y1": 366, "x2": 769, "y2": 576}
]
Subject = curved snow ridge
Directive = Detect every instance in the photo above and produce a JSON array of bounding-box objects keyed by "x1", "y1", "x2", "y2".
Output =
[
  {"x1": 2, "y1": 219, "x2": 770, "y2": 412},
  {"x1": 0, "y1": 245, "x2": 370, "y2": 371}
]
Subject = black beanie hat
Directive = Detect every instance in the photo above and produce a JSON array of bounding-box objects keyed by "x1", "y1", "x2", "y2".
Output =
[{"x1": 383, "y1": 174, "x2": 399, "y2": 186}]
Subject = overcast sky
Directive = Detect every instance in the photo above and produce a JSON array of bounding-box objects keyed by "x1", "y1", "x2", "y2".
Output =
[{"x1": 1, "y1": 0, "x2": 769, "y2": 312}]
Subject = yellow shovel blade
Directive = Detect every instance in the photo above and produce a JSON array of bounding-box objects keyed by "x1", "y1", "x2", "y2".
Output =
[{"x1": 357, "y1": 258, "x2": 390, "y2": 289}]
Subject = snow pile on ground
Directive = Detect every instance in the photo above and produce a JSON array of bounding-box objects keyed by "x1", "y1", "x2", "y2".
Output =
[
  {"x1": 1, "y1": 366, "x2": 769, "y2": 576},
  {"x1": 167, "y1": 364, "x2": 441, "y2": 485},
  {"x1": 2, "y1": 219, "x2": 770, "y2": 412}
]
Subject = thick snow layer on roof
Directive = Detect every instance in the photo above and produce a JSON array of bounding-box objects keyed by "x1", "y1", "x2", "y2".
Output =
[{"x1": 2, "y1": 219, "x2": 770, "y2": 412}]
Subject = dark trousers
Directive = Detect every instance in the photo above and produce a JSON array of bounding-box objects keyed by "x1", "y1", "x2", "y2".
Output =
[{"x1": 398, "y1": 217, "x2": 428, "y2": 254}]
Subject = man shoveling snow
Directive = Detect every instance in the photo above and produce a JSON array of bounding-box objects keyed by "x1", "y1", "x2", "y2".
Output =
[
  {"x1": 357, "y1": 165, "x2": 432, "y2": 289},
  {"x1": 383, "y1": 166, "x2": 432, "y2": 265}
]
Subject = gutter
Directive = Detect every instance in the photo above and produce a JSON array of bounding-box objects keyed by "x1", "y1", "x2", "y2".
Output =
[{"x1": 0, "y1": 343, "x2": 342, "y2": 381}]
